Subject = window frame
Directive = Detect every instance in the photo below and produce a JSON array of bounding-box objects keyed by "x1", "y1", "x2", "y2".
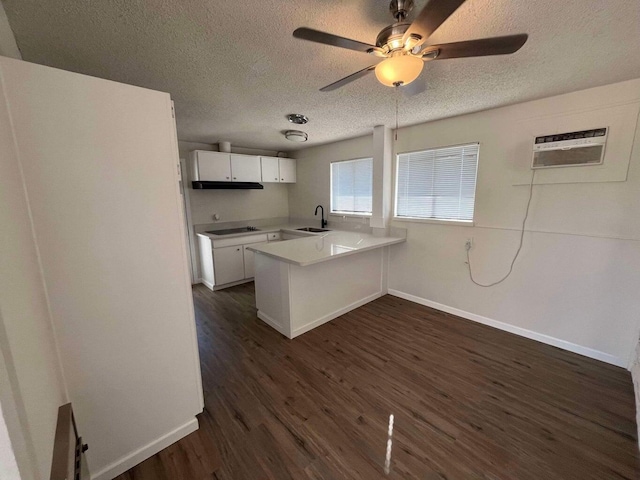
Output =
[
  {"x1": 393, "y1": 142, "x2": 480, "y2": 225},
  {"x1": 329, "y1": 157, "x2": 374, "y2": 217}
]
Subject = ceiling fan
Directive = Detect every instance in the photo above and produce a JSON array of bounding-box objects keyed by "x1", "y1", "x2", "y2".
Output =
[{"x1": 293, "y1": 0, "x2": 528, "y2": 92}]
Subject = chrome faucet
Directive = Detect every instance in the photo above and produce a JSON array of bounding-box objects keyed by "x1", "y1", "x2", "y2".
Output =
[{"x1": 315, "y1": 205, "x2": 327, "y2": 229}]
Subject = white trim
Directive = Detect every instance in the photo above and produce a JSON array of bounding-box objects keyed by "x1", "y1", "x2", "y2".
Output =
[
  {"x1": 212, "y1": 278, "x2": 253, "y2": 291},
  {"x1": 90, "y1": 418, "x2": 199, "y2": 480},
  {"x1": 329, "y1": 212, "x2": 372, "y2": 218},
  {"x1": 387, "y1": 289, "x2": 626, "y2": 368},
  {"x1": 200, "y1": 278, "x2": 214, "y2": 290},
  {"x1": 392, "y1": 217, "x2": 474, "y2": 227},
  {"x1": 257, "y1": 311, "x2": 287, "y2": 337},
  {"x1": 290, "y1": 291, "x2": 384, "y2": 338}
]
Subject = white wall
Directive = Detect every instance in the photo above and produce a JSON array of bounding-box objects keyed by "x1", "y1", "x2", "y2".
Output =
[
  {"x1": 389, "y1": 78, "x2": 640, "y2": 367},
  {"x1": 179, "y1": 140, "x2": 290, "y2": 225},
  {"x1": 290, "y1": 135, "x2": 373, "y2": 226},
  {"x1": 0, "y1": 57, "x2": 67, "y2": 479},
  {"x1": 0, "y1": 1, "x2": 21, "y2": 59},
  {"x1": 631, "y1": 341, "x2": 640, "y2": 445},
  {"x1": 292, "y1": 78, "x2": 640, "y2": 368},
  {"x1": 0, "y1": 57, "x2": 203, "y2": 479},
  {"x1": 188, "y1": 185, "x2": 290, "y2": 225},
  {"x1": 0, "y1": 400, "x2": 21, "y2": 480}
]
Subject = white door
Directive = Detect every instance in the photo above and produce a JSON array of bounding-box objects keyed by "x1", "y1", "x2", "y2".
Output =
[
  {"x1": 213, "y1": 245, "x2": 245, "y2": 285},
  {"x1": 231, "y1": 154, "x2": 262, "y2": 182},
  {"x1": 279, "y1": 158, "x2": 296, "y2": 183},
  {"x1": 197, "y1": 151, "x2": 231, "y2": 181},
  {"x1": 0, "y1": 57, "x2": 203, "y2": 476},
  {"x1": 260, "y1": 156, "x2": 280, "y2": 183}
]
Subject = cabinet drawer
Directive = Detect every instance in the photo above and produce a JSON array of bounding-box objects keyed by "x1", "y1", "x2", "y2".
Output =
[
  {"x1": 212, "y1": 234, "x2": 268, "y2": 249},
  {"x1": 267, "y1": 232, "x2": 281, "y2": 241}
]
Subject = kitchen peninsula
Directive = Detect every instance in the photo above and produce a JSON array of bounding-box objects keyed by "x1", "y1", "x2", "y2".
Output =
[{"x1": 248, "y1": 230, "x2": 405, "y2": 338}]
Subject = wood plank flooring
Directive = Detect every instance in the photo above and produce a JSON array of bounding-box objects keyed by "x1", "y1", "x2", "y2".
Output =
[{"x1": 115, "y1": 283, "x2": 639, "y2": 479}]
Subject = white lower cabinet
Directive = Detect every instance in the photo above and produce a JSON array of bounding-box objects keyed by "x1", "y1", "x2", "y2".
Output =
[
  {"x1": 243, "y1": 243, "x2": 262, "y2": 279},
  {"x1": 213, "y1": 245, "x2": 245, "y2": 285},
  {"x1": 199, "y1": 233, "x2": 269, "y2": 290}
]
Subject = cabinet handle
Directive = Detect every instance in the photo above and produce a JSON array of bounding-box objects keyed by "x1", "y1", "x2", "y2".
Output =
[
  {"x1": 237, "y1": 248, "x2": 240, "y2": 251},
  {"x1": 275, "y1": 177, "x2": 278, "y2": 180},
  {"x1": 226, "y1": 176, "x2": 229, "y2": 179},
  {"x1": 281, "y1": 178, "x2": 284, "y2": 181}
]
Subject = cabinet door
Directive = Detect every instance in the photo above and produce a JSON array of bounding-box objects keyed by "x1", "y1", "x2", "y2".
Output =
[
  {"x1": 279, "y1": 158, "x2": 296, "y2": 183},
  {"x1": 242, "y1": 243, "x2": 260, "y2": 279},
  {"x1": 260, "y1": 156, "x2": 280, "y2": 183},
  {"x1": 197, "y1": 235, "x2": 215, "y2": 290},
  {"x1": 196, "y1": 151, "x2": 231, "y2": 181},
  {"x1": 230, "y1": 154, "x2": 262, "y2": 182},
  {"x1": 213, "y1": 245, "x2": 245, "y2": 285}
]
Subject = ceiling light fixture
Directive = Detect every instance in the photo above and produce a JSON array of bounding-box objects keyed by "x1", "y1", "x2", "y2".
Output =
[
  {"x1": 374, "y1": 53, "x2": 423, "y2": 87},
  {"x1": 286, "y1": 113, "x2": 309, "y2": 124},
  {"x1": 284, "y1": 130, "x2": 308, "y2": 142}
]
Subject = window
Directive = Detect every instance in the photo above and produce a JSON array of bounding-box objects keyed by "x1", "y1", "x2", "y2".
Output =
[
  {"x1": 330, "y1": 158, "x2": 373, "y2": 215},
  {"x1": 395, "y1": 143, "x2": 479, "y2": 222}
]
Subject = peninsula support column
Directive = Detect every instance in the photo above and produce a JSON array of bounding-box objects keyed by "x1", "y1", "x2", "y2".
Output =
[{"x1": 370, "y1": 125, "x2": 393, "y2": 230}]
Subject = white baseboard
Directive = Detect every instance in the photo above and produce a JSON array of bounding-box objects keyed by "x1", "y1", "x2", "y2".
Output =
[
  {"x1": 257, "y1": 310, "x2": 288, "y2": 337},
  {"x1": 90, "y1": 418, "x2": 199, "y2": 480},
  {"x1": 200, "y1": 278, "x2": 214, "y2": 290},
  {"x1": 291, "y1": 291, "x2": 384, "y2": 338},
  {"x1": 387, "y1": 289, "x2": 625, "y2": 368}
]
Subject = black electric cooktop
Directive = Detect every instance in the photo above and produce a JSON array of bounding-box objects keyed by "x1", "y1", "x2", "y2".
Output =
[{"x1": 205, "y1": 227, "x2": 261, "y2": 236}]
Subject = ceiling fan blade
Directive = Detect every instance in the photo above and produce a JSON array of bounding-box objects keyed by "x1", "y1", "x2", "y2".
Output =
[
  {"x1": 294, "y1": 27, "x2": 377, "y2": 53},
  {"x1": 424, "y1": 34, "x2": 528, "y2": 59},
  {"x1": 403, "y1": 0, "x2": 467, "y2": 46},
  {"x1": 319, "y1": 65, "x2": 376, "y2": 92}
]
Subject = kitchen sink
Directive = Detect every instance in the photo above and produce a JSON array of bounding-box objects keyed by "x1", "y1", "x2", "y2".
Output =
[{"x1": 297, "y1": 227, "x2": 331, "y2": 233}]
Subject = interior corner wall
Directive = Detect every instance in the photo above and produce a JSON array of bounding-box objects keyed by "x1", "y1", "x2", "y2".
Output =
[
  {"x1": 0, "y1": 60, "x2": 67, "y2": 479},
  {"x1": 289, "y1": 135, "x2": 373, "y2": 223},
  {"x1": 388, "y1": 78, "x2": 640, "y2": 367}
]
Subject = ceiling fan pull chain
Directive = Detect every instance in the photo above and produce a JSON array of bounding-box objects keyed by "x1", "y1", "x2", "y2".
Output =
[{"x1": 395, "y1": 85, "x2": 400, "y2": 141}]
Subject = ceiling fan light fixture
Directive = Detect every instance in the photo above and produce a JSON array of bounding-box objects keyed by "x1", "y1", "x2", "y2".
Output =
[
  {"x1": 284, "y1": 130, "x2": 308, "y2": 142},
  {"x1": 375, "y1": 54, "x2": 423, "y2": 87}
]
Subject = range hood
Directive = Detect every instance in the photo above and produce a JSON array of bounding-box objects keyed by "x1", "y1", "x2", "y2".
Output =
[{"x1": 192, "y1": 181, "x2": 263, "y2": 190}]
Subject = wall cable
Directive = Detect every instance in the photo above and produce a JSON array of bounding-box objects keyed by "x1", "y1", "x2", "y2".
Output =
[{"x1": 466, "y1": 169, "x2": 536, "y2": 287}]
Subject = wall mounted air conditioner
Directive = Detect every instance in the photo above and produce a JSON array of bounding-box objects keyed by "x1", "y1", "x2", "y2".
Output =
[{"x1": 532, "y1": 127, "x2": 607, "y2": 169}]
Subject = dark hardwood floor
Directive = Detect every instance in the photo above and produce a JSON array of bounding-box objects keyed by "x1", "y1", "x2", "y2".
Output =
[{"x1": 115, "y1": 283, "x2": 639, "y2": 479}]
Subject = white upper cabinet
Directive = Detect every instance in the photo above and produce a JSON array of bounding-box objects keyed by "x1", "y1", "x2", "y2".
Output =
[
  {"x1": 279, "y1": 158, "x2": 296, "y2": 183},
  {"x1": 259, "y1": 156, "x2": 297, "y2": 184},
  {"x1": 190, "y1": 151, "x2": 231, "y2": 181},
  {"x1": 260, "y1": 156, "x2": 280, "y2": 183},
  {"x1": 230, "y1": 154, "x2": 262, "y2": 182},
  {"x1": 191, "y1": 151, "x2": 295, "y2": 183}
]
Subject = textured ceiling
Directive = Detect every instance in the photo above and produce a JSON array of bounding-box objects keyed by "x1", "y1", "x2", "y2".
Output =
[{"x1": 3, "y1": 0, "x2": 640, "y2": 151}]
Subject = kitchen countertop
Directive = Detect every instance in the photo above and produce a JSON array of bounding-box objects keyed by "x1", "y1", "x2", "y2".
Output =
[
  {"x1": 197, "y1": 224, "x2": 318, "y2": 240},
  {"x1": 247, "y1": 230, "x2": 406, "y2": 267}
]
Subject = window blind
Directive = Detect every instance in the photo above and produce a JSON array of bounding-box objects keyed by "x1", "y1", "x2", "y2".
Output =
[
  {"x1": 331, "y1": 158, "x2": 373, "y2": 214},
  {"x1": 395, "y1": 144, "x2": 479, "y2": 221}
]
